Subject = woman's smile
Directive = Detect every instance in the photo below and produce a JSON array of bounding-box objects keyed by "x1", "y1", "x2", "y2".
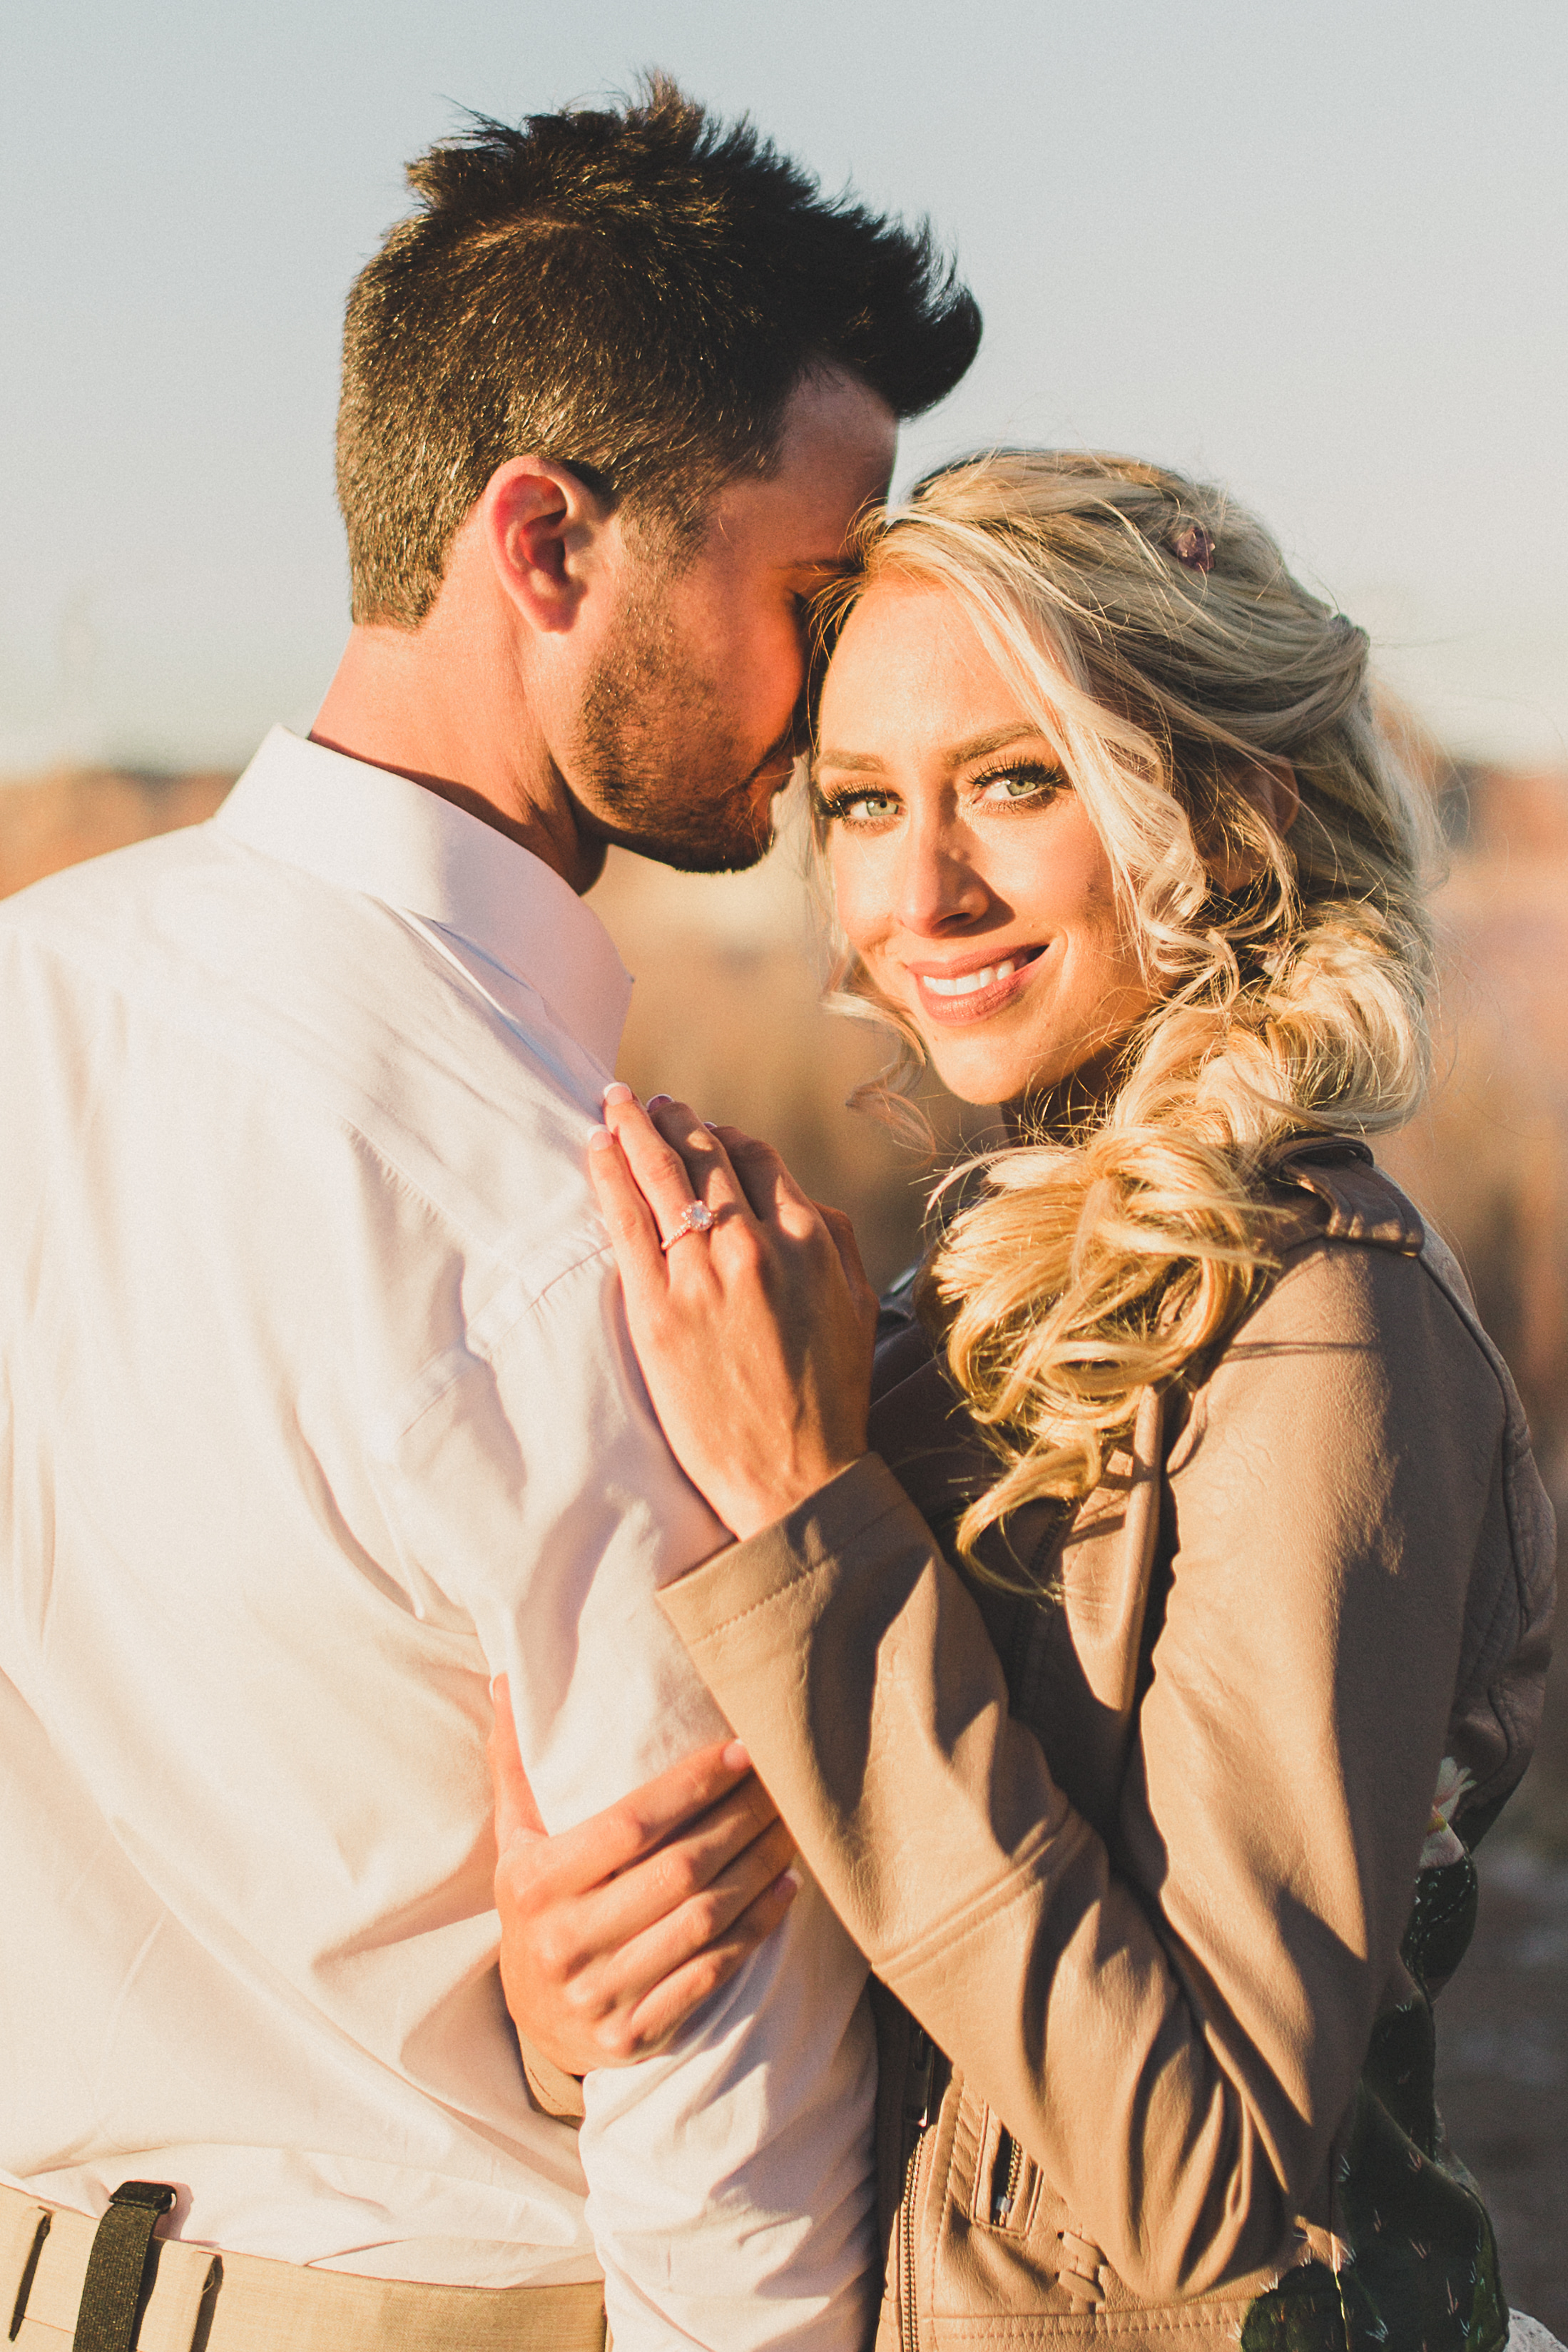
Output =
[
  {"x1": 907, "y1": 941, "x2": 1047, "y2": 1022},
  {"x1": 815, "y1": 578, "x2": 1154, "y2": 1106}
]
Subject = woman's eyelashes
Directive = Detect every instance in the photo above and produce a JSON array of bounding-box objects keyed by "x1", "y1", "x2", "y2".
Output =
[
  {"x1": 813, "y1": 782, "x2": 900, "y2": 828},
  {"x1": 815, "y1": 761, "x2": 1066, "y2": 828},
  {"x1": 972, "y1": 759, "x2": 1066, "y2": 807}
]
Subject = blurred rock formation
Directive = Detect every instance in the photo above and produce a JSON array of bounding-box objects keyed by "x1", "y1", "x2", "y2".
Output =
[
  {"x1": 1381, "y1": 758, "x2": 1568, "y2": 1852},
  {"x1": 0, "y1": 765, "x2": 232, "y2": 898}
]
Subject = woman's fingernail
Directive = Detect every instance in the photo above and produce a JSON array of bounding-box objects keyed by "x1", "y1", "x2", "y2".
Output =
[
  {"x1": 646, "y1": 1093, "x2": 674, "y2": 1110},
  {"x1": 780, "y1": 1867, "x2": 803, "y2": 1898},
  {"x1": 587, "y1": 1126, "x2": 615, "y2": 1151},
  {"x1": 603, "y1": 1081, "x2": 635, "y2": 1105},
  {"x1": 721, "y1": 1739, "x2": 751, "y2": 1772}
]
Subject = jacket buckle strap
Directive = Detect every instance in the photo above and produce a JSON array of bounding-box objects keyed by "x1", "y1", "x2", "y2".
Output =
[{"x1": 1058, "y1": 2230, "x2": 1106, "y2": 2311}]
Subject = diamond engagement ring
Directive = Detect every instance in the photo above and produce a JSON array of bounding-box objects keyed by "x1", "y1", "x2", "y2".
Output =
[{"x1": 661, "y1": 1200, "x2": 716, "y2": 1253}]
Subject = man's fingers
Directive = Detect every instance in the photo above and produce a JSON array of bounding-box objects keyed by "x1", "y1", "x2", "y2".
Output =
[
  {"x1": 489, "y1": 1674, "x2": 546, "y2": 1843},
  {"x1": 528, "y1": 1737, "x2": 765, "y2": 1897},
  {"x1": 504, "y1": 1776, "x2": 785, "y2": 1995},
  {"x1": 595, "y1": 1810, "x2": 798, "y2": 2007},
  {"x1": 609, "y1": 1866, "x2": 801, "y2": 2061},
  {"x1": 575, "y1": 1772, "x2": 785, "y2": 1958},
  {"x1": 609, "y1": 1738, "x2": 768, "y2": 1863},
  {"x1": 498, "y1": 1791, "x2": 791, "y2": 2046},
  {"x1": 639, "y1": 1811, "x2": 796, "y2": 1953},
  {"x1": 489, "y1": 1729, "x2": 791, "y2": 2077}
]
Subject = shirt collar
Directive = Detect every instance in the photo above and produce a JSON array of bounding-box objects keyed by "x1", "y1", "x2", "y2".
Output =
[{"x1": 215, "y1": 726, "x2": 632, "y2": 1073}]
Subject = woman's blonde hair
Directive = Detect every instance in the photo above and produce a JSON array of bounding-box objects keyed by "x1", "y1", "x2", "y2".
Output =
[{"x1": 815, "y1": 450, "x2": 1437, "y2": 1569}]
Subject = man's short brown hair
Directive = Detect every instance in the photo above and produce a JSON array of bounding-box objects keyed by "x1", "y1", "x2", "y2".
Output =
[{"x1": 336, "y1": 77, "x2": 981, "y2": 626}]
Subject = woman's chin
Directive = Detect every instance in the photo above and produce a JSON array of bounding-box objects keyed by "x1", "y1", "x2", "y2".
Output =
[
  {"x1": 922, "y1": 1038, "x2": 1047, "y2": 1109},
  {"x1": 922, "y1": 1032, "x2": 1133, "y2": 1121}
]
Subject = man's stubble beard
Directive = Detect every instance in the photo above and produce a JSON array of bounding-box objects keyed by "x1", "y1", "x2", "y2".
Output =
[{"x1": 569, "y1": 580, "x2": 788, "y2": 876}]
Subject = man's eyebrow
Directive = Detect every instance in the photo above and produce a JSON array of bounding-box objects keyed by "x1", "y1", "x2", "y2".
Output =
[{"x1": 815, "y1": 724, "x2": 1046, "y2": 774}]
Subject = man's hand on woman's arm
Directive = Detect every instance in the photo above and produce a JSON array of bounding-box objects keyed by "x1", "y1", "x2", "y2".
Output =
[{"x1": 489, "y1": 1676, "x2": 800, "y2": 2072}]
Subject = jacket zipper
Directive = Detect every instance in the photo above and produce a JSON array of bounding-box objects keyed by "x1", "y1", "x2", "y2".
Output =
[
  {"x1": 990, "y1": 2127, "x2": 1024, "y2": 2225},
  {"x1": 989, "y1": 1579, "x2": 1044, "y2": 2244},
  {"x1": 899, "y1": 2025, "x2": 937, "y2": 2352},
  {"x1": 992, "y1": 1580, "x2": 1044, "y2": 2220}
]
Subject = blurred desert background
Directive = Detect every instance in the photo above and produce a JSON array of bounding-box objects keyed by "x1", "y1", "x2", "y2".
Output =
[{"x1": 4, "y1": 743, "x2": 1565, "y2": 2311}]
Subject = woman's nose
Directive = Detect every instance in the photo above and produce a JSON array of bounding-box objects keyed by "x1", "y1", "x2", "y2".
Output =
[{"x1": 896, "y1": 819, "x2": 991, "y2": 935}]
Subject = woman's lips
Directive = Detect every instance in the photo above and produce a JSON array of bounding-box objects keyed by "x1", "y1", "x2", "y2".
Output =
[{"x1": 908, "y1": 945, "x2": 1045, "y2": 1025}]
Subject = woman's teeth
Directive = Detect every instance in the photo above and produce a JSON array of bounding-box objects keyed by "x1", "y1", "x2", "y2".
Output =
[{"x1": 923, "y1": 958, "x2": 1021, "y2": 998}]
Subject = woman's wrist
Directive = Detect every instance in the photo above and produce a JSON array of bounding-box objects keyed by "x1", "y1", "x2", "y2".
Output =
[{"x1": 714, "y1": 1448, "x2": 871, "y2": 1547}]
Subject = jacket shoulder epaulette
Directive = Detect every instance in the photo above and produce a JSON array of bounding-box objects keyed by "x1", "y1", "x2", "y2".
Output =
[{"x1": 1266, "y1": 1136, "x2": 1425, "y2": 1256}]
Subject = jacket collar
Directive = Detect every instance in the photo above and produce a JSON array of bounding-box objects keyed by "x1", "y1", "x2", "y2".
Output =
[{"x1": 215, "y1": 726, "x2": 632, "y2": 1073}]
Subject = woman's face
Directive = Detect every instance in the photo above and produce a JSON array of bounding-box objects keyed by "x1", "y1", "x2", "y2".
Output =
[{"x1": 815, "y1": 579, "x2": 1155, "y2": 1108}]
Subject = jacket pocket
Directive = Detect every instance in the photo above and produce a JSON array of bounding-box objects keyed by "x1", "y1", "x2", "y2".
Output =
[{"x1": 972, "y1": 2107, "x2": 1039, "y2": 2234}]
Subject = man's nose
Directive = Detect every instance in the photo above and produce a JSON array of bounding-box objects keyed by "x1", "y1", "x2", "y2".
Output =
[{"x1": 896, "y1": 818, "x2": 990, "y2": 935}]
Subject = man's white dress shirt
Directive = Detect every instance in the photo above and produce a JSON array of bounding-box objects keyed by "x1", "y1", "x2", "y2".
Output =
[{"x1": 0, "y1": 728, "x2": 876, "y2": 2350}]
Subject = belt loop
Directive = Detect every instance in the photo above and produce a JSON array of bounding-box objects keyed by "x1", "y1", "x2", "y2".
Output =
[
  {"x1": 6, "y1": 2207, "x2": 50, "y2": 2341},
  {"x1": 73, "y1": 2182, "x2": 175, "y2": 2352}
]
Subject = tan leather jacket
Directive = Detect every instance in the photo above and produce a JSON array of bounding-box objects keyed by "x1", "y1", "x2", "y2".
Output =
[{"x1": 658, "y1": 1146, "x2": 1555, "y2": 2349}]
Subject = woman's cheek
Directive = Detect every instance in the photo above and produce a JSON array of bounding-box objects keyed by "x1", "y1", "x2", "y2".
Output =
[{"x1": 828, "y1": 840, "x2": 880, "y2": 960}]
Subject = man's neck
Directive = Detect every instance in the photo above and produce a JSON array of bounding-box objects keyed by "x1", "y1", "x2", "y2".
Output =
[{"x1": 310, "y1": 620, "x2": 606, "y2": 893}]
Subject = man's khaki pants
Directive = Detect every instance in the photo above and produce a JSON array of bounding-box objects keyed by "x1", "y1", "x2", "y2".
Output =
[{"x1": 1, "y1": 2179, "x2": 606, "y2": 2350}]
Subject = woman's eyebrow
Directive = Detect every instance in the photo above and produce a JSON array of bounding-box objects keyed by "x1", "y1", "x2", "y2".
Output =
[
  {"x1": 950, "y1": 723, "x2": 1044, "y2": 762},
  {"x1": 814, "y1": 748, "x2": 885, "y2": 773},
  {"x1": 816, "y1": 723, "x2": 1044, "y2": 775}
]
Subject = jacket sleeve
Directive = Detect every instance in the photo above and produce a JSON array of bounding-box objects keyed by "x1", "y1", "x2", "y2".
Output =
[{"x1": 658, "y1": 1239, "x2": 1512, "y2": 2299}]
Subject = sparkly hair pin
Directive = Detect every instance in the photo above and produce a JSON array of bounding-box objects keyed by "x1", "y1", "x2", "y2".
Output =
[{"x1": 1169, "y1": 521, "x2": 1216, "y2": 574}]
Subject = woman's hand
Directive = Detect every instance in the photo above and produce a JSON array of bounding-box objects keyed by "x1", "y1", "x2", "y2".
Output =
[
  {"x1": 589, "y1": 1087, "x2": 880, "y2": 1540},
  {"x1": 489, "y1": 1676, "x2": 800, "y2": 2071}
]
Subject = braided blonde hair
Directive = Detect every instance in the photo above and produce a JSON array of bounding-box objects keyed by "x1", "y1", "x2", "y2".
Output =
[{"x1": 815, "y1": 451, "x2": 1437, "y2": 1567}]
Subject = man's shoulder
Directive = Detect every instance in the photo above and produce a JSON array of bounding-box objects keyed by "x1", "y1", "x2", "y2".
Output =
[
  {"x1": 1, "y1": 810, "x2": 343, "y2": 991},
  {"x1": 1, "y1": 814, "x2": 223, "y2": 936},
  {"x1": 3, "y1": 818, "x2": 610, "y2": 1300}
]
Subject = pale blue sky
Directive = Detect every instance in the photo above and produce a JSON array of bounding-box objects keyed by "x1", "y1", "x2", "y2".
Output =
[{"x1": 2, "y1": 0, "x2": 1564, "y2": 773}]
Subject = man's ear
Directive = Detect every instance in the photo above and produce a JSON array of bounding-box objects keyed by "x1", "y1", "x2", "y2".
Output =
[
  {"x1": 1208, "y1": 758, "x2": 1300, "y2": 891},
  {"x1": 480, "y1": 457, "x2": 614, "y2": 636}
]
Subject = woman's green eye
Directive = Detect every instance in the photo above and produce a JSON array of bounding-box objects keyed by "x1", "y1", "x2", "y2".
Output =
[
  {"x1": 819, "y1": 789, "x2": 899, "y2": 824},
  {"x1": 977, "y1": 764, "x2": 1062, "y2": 804}
]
